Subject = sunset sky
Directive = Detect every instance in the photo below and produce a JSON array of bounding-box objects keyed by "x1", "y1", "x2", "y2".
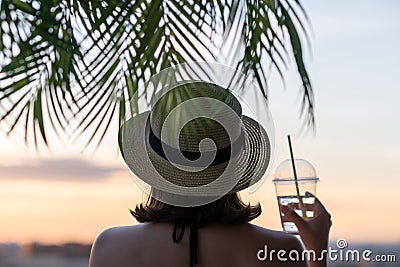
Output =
[{"x1": 1, "y1": 0, "x2": 400, "y2": 245}]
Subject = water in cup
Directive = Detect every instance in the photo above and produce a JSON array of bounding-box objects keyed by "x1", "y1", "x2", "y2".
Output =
[
  {"x1": 273, "y1": 159, "x2": 319, "y2": 234},
  {"x1": 277, "y1": 194, "x2": 315, "y2": 234}
]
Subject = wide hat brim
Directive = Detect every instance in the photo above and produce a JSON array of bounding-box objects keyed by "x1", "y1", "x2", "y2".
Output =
[{"x1": 120, "y1": 110, "x2": 271, "y2": 202}]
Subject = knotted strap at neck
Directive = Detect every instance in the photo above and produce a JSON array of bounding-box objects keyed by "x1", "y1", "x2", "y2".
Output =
[{"x1": 172, "y1": 224, "x2": 198, "y2": 267}]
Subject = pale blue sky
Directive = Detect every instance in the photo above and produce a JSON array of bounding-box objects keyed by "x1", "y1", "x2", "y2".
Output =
[
  {"x1": 261, "y1": 0, "x2": 400, "y2": 241},
  {"x1": 269, "y1": 0, "x2": 400, "y2": 184}
]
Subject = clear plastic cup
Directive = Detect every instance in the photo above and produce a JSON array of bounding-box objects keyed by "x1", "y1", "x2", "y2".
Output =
[{"x1": 273, "y1": 159, "x2": 319, "y2": 234}]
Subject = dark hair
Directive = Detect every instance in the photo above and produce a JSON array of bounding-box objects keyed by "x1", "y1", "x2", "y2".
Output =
[{"x1": 131, "y1": 193, "x2": 261, "y2": 227}]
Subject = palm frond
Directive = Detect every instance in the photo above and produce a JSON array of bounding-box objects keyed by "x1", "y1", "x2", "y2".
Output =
[
  {"x1": 0, "y1": 0, "x2": 314, "y2": 149},
  {"x1": 223, "y1": 0, "x2": 314, "y2": 128},
  {"x1": 0, "y1": 0, "x2": 83, "y2": 146}
]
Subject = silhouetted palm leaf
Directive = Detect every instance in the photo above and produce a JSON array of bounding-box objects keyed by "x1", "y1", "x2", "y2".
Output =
[{"x1": 0, "y1": 0, "x2": 313, "y2": 149}]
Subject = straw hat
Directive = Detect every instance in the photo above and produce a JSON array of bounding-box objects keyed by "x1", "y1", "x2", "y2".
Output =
[{"x1": 119, "y1": 82, "x2": 271, "y2": 206}]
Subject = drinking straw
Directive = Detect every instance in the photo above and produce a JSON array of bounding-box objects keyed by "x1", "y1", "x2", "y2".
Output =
[{"x1": 287, "y1": 135, "x2": 307, "y2": 219}]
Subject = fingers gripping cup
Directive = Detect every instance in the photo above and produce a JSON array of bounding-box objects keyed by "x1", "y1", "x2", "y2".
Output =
[{"x1": 273, "y1": 159, "x2": 319, "y2": 234}]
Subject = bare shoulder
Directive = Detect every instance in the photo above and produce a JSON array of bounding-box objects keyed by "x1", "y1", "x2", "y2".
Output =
[
  {"x1": 197, "y1": 223, "x2": 307, "y2": 267},
  {"x1": 88, "y1": 224, "x2": 154, "y2": 267},
  {"x1": 239, "y1": 223, "x2": 307, "y2": 267}
]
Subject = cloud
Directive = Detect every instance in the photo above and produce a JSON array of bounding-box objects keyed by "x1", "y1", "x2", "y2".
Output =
[{"x1": 0, "y1": 158, "x2": 125, "y2": 181}]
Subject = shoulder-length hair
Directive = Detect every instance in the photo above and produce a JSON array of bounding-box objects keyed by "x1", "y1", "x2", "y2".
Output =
[{"x1": 131, "y1": 193, "x2": 261, "y2": 227}]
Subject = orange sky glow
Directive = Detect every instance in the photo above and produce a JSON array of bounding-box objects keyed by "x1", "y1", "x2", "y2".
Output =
[{"x1": 1, "y1": 162, "x2": 399, "y2": 245}]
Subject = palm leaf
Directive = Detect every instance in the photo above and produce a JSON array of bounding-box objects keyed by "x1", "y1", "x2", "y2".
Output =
[
  {"x1": 1, "y1": 0, "x2": 314, "y2": 149},
  {"x1": 0, "y1": 0, "x2": 84, "y2": 146}
]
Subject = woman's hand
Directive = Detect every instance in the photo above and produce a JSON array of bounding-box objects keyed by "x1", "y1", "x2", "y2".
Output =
[{"x1": 281, "y1": 192, "x2": 332, "y2": 266}]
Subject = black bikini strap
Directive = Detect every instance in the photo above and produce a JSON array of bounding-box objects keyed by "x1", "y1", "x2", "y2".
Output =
[
  {"x1": 172, "y1": 224, "x2": 185, "y2": 243},
  {"x1": 172, "y1": 224, "x2": 199, "y2": 267},
  {"x1": 189, "y1": 224, "x2": 198, "y2": 267}
]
